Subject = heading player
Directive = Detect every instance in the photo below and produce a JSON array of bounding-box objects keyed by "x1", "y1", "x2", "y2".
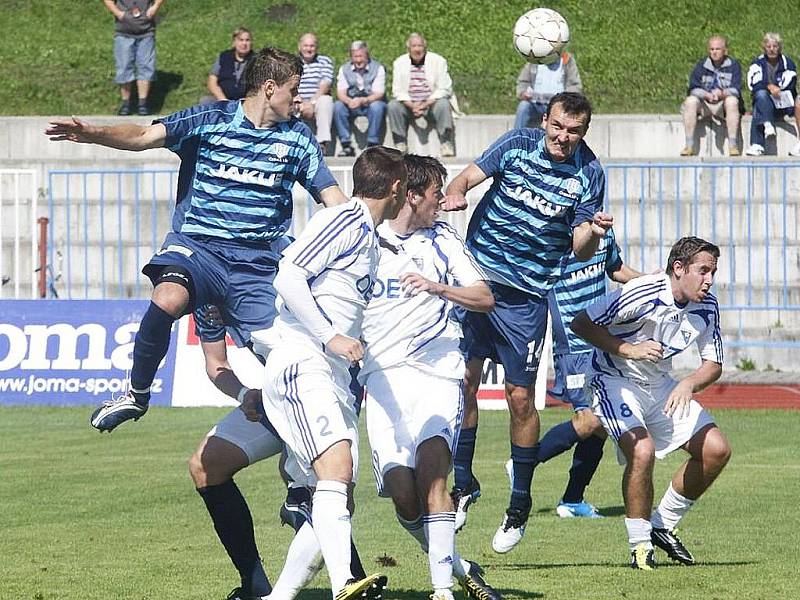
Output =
[{"x1": 444, "y1": 92, "x2": 613, "y2": 553}]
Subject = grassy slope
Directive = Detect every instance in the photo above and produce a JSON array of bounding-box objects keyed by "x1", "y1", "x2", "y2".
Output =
[
  {"x1": 2, "y1": 406, "x2": 798, "y2": 599},
  {"x1": 3, "y1": 1, "x2": 800, "y2": 116}
]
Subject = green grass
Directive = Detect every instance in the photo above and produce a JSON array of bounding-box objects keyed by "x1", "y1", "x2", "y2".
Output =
[
  {"x1": 2, "y1": 406, "x2": 798, "y2": 599},
  {"x1": 3, "y1": 1, "x2": 800, "y2": 115}
]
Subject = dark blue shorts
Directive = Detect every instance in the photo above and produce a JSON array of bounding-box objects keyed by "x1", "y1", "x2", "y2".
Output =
[
  {"x1": 549, "y1": 352, "x2": 592, "y2": 410},
  {"x1": 459, "y1": 282, "x2": 548, "y2": 387},
  {"x1": 143, "y1": 232, "x2": 281, "y2": 347}
]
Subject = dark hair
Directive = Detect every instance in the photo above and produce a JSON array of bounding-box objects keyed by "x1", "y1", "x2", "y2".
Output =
[
  {"x1": 244, "y1": 46, "x2": 303, "y2": 96},
  {"x1": 352, "y1": 146, "x2": 407, "y2": 199},
  {"x1": 404, "y1": 154, "x2": 447, "y2": 196},
  {"x1": 546, "y1": 92, "x2": 593, "y2": 127},
  {"x1": 666, "y1": 236, "x2": 720, "y2": 274}
]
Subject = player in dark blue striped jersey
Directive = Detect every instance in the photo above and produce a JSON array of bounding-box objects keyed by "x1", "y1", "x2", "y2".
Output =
[
  {"x1": 531, "y1": 229, "x2": 641, "y2": 519},
  {"x1": 46, "y1": 47, "x2": 349, "y2": 600},
  {"x1": 443, "y1": 92, "x2": 614, "y2": 553}
]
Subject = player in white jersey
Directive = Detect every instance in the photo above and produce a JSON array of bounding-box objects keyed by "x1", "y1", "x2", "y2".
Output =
[
  {"x1": 255, "y1": 147, "x2": 407, "y2": 600},
  {"x1": 360, "y1": 155, "x2": 500, "y2": 600},
  {"x1": 571, "y1": 237, "x2": 731, "y2": 570}
]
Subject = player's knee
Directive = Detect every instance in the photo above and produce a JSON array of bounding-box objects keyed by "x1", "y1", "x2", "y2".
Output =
[
  {"x1": 152, "y1": 265, "x2": 195, "y2": 316},
  {"x1": 622, "y1": 433, "x2": 655, "y2": 469},
  {"x1": 506, "y1": 384, "x2": 535, "y2": 419},
  {"x1": 572, "y1": 409, "x2": 601, "y2": 438},
  {"x1": 705, "y1": 430, "x2": 732, "y2": 470},
  {"x1": 188, "y1": 448, "x2": 207, "y2": 486}
]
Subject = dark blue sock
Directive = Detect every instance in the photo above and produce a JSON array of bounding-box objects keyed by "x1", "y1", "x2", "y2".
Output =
[
  {"x1": 509, "y1": 443, "x2": 538, "y2": 513},
  {"x1": 562, "y1": 435, "x2": 605, "y2": 504},
  {"x1": 197, "y1": 480, "x2": 271, "y2": 596},
  {"x1": 453, "y1": 426, "x2": 477, "y2": 490},
  {"x1": 130, "y1": 302, "x2": 176, "y2": 399},
  {"x1": 350, "y1": 538, "x2": 366, "y2": 579},
  {"x1": 537, "y1": 420, "x2": 580, "y2": 464}
]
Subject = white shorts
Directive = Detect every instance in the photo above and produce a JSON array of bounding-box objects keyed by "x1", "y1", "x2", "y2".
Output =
[
  {"x1": 364, "y1": 365, "x2": 463, "y2": 496},
  {"x1": 590, "y1": 375, "x2": 715, "y2": 461},
  {"x1": 206, "y1": 407, "x2": 284, "y2": 464},
  {"x1": 262, "y1": 348, "x2": 359, "y2": 485}
]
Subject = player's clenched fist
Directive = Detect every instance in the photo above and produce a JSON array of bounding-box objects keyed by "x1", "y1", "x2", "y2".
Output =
[
  {"x1": 591, "y1": 211, "x2": 614, "y2": 236},
  {"x1": 326, "y1": 334, "x2": 364, "y2": 363},
  {"x1": 399, "y1": 272, "x2": 441, "y2": 297},
  {"x1": 621, "y1": 339, "x2": 663, "y2": 362}
]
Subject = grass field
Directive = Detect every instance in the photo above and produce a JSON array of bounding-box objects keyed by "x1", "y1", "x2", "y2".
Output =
[
  {"x1": 5, "y1": 1, "x2": 800, "y2": 115},
  {"x1": 2, "y1": 406, "x2": 798, "y2": 600}
]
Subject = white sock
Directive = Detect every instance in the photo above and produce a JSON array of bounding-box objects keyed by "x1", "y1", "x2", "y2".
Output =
[
  {"x1": 397, "y1": 513, "x2": 428, "y2": 553},
  {"x1": 313, "y1": 480, "x2": 352, "y2": 596},
  {"x1": 625, "y1": 517, "x2": 653, "y2": 551},
  {"x1": 651, "y1": 483, "x2": 695, "y2": 531},
  {"x1": 268, "y1": 521, "x2": 323, "y2": 600},
  {"x1": 423, "y1": 512, "x2": 456, "y2": 593}
]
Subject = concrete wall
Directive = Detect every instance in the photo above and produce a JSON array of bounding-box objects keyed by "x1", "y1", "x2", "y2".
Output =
[{"x1": 5, "y1": 113, "x2": 800, "y2": 164}]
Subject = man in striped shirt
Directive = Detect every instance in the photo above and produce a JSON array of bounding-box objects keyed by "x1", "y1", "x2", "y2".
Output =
[
  {"x1": 297, "y1": 33, "x2": 334, "y2": 153},
  {"x1": 388, "y1": 33, "x2": 457, "y2": 157},
  {"x1": 571, "y1": 236, "x2": 731, "y2": 570},
  {"x1": 444, "y1": 92, "x2": 612, "y2": 554}
]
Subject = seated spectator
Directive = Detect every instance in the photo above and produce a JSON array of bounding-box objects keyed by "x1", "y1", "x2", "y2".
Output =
[
  {"x1": 745, "y1": 32, "x2": 800, "y2": 156},
  {"x1": 681, "y1": 35, "x2": 743, "y2": 157},
  {"x1": 388, "y1": 33, "x2": 457, "y2": 157},
  {"x1": 205, "y1": 27, "x2": 254, "y2": 103},
  {"x1": 514, "y1": 53, "x2": 582, "y2": 129},
  {"x1": 297, "y1": 33, "x2": 334, "y2": 153},
  {"x1": 334, "y1": 41, "x2": 387, "y2": 157}
]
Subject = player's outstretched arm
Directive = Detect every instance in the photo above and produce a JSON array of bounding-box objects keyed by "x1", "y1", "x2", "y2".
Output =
[
  {"x1": 611, "y1": 263, "x2": 644, "y2": 284},
  {"x1": 319, "y1": 185, "x2": 349, "y2": 207},
  {"x1": 571, "y1": 310, "x2": 663, "y2": 362},
  {"x1": 45, "y1": 117, "x2": 167, "y2": 151},
  {"x1": 572, "y1": 211, "x2": 613, "y2": 261},
  {"x1": 399, "y1": 273, "x2": 494, "y2": 312},
  {"x1": 441, "y1": 163, "x2": 487, "y2": 211},
  {"x1": 664, "y1": 359, "x2": 722, "y2": 418},
  {"x1": 201, "y1": 338, "x2": 261, "y2": 420}
]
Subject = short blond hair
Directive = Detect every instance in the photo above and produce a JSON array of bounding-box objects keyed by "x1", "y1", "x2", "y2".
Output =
[{"x1": 762, "y1": 32, "x2": 783, "y2": 51}]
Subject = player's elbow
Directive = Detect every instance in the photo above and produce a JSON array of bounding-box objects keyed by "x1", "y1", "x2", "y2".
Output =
[
  {"x1": 473, "y1": 283, "x2": 495, "y2": 312},
  {"x1": 570, "y1": 311, "x2": 591, "y2": 340},
  {"x1": 706, "y1": 361, "x2": 723, "y2": 384}
]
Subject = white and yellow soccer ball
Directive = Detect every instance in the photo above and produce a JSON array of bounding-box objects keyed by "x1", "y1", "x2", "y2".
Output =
[{"x1": 513, "y1": 8, "x2": 570, "y2": 64}]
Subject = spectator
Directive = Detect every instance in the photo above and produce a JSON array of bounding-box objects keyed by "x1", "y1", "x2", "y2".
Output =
[
  {"x1": 514, "y1": 53, "x2": 582, "y2": 129},
  {"x1": 745, "y1": 32, "x2": 800, "y2": 156},
  {"x1": 680, "y1": 36, "x2": 743, "y2": 157},
  {"x1": 333, "y1": 41, "x2": 387, "y2": 157},
  {"x1": 388, "y1": 33, "x2": 457, "y2": 157},
  {"x1": 102, "y1": 0, "x2": 164, "y2": 116},
  {"x1": 204, "y1": 27, "x2": 254, "y2": 103},
  {"x1": 297, "y1": 33, "x2": 335, "y2": 153}
]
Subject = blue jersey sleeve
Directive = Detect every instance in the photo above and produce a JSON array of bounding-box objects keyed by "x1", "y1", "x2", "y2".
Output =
[
  {"x1": 155, "y1": 101, "x2": 234, "y2": 157},
  {"x1": 474, "y1": 129, "x2": 529, "y2": 177},
  {"x1": 604, "y1": 230, "x2": 623, "y2": 276},
  {"x1": 571, "y1": 160, "x2": 605, "y2": 227},
  {"x1": 295, "y1": 131, "x2": 337, "y2": 203}
]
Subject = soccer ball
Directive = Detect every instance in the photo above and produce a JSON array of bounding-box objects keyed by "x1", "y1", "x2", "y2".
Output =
[{"x1": 513, "y1": 8, "x2": 570, "y2": 64}]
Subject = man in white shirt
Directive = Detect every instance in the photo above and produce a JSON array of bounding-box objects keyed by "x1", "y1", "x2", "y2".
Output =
[
  {"x1": 388, "y1": 34, "x2": 457, "y2": 157},
  {"x1": 360, "y1": 155, "x2": 499, "y2": 600},
  {"x1": 571, "y1": 236, "x2": 731, "y2": 570},
  {"x1": 256, "y1": 146, "x2": 407, "y2": 600}
]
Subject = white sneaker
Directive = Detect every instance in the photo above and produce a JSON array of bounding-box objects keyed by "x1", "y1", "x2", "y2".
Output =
[
  {"x1": 763, "y1": 122, "x2": 776, "y2": 138},
  {"x1": 790, "y1": 142, "x2": 800, "y2": 157},
  {"x1": 744, "y1": 144, "x2": 764, "y2": 156},
  {"x1": 491, "y1": 508, "x2": 528, "y2": 553}
]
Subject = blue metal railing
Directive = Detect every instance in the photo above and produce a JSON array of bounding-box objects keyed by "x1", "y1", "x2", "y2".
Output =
[{"x1": 46, "y1": 162, "x2": 800, "y2": 348}]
